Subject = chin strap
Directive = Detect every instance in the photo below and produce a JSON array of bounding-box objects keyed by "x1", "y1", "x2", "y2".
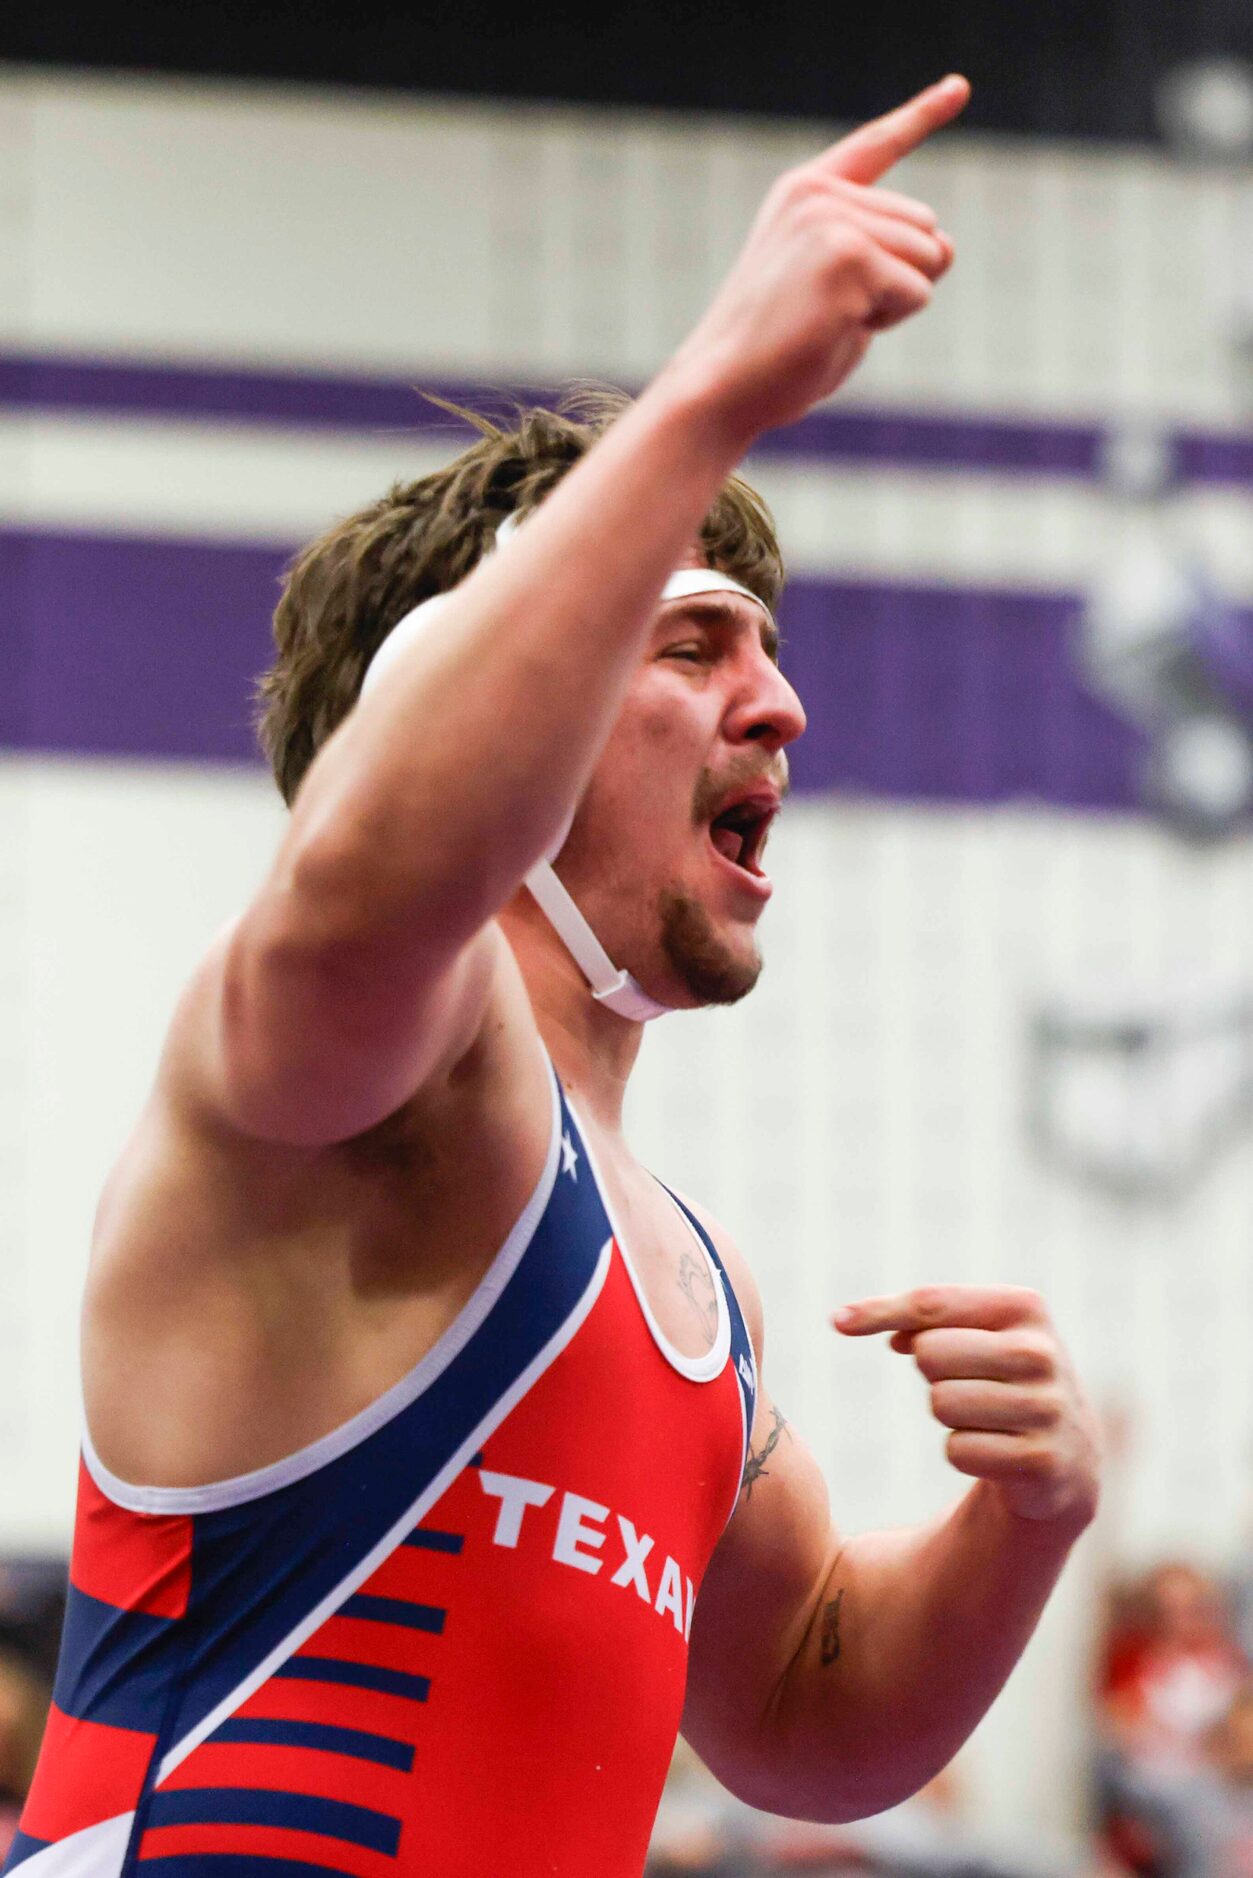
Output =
[
  {"x1": 522, "y1": 861, "x2": 673, "y2": 1021},
  {"x1": 359, "y1": 511, "x2": 776, "y2": 1024}
]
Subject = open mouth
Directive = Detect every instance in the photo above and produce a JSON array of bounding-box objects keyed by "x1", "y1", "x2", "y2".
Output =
[{"x1": 707, "y1": 799, "x2": 775, "y2": 879}]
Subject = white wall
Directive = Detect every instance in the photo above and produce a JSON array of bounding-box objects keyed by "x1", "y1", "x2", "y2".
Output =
[
  {"x1": 2, "y1": 64, "x2": 1253, "y2": 1845},
  {"x1": 0, "y1": 67, "x2": 1248, "y2": 423}
]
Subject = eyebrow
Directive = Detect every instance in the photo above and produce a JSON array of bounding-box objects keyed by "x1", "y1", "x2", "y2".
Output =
[{"x1": 661, "y1": 594, "x2": 780, "y2": 664}]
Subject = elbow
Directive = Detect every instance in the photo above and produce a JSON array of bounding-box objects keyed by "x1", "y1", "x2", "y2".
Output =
[
  {"x1": 713, "y1": 1756, "x2": 912, "y2": 1829},
  {"x1": 214, "y1": 853, "x2": 376, "y2": 1142},
  {"x1": 705, "y1": 1703, "x2": 949, "y2": 1826},
  {"x1": 215, "y1": 924, "x2": 390, "y2": 1146},
  {"x1": 266, "y1": 821, "x2": 397, "y2": 954},
  {"x1": 214, "y1": 915, "x2": 324, "y2": 1142},
  {"x1": 214, "y1": 835, "x2": 486, "y2": 1146},
  {"x1": 222, "y1": 840, "x2": 351, "y2": 1014}
]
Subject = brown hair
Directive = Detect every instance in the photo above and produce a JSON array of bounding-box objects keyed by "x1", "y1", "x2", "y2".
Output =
[{"x1": 256, "y1": 387, "x2": 785, "y2": 804}]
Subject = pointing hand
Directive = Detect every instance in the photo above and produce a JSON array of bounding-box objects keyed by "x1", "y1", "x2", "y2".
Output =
[
  {"x1": 834, "y1": 1285, "x2": 1101, "y2": 1532},
  {"x1": 669, "y1": 76, "x2": 970, "y2": 447}
]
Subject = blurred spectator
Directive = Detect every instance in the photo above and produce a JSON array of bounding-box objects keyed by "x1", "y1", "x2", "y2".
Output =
[
  {"x1": 1093, "y1": 1679, "x2": 1253, "y2": 1876},
  {"x1": 1201, "y1": 1679, "x2": 1253, "y2": 1871},
  {"x1": 1100, "y1": 1563, "x2": 1245, "y2": 1773},
  {"x1": 0, "y1": 1559, "x2": 66, "y2": 1684},
  {"x1": 0, "y1": 1648, "x2": 52, "y2": 1860},
  {"x1": 1096, "y1": 1562, "x2": 1250, "y2": 1874}
]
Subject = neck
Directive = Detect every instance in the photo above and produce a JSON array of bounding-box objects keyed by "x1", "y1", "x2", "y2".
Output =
[{"x1": 499, "y1": 894, "x2": 645, "y2": 1135}]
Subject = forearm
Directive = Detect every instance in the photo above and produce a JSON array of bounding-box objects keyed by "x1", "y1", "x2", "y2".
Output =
[
  {"x1": 282, "y1": 363, "x2": 744, "y2": 945},
  {"x1": 764, "y1": 1483, "x2": 1087, "y2": 1821}
]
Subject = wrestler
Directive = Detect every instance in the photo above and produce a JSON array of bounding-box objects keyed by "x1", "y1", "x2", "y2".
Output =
[{"x1": 10, "y1": 73, "x2": 1100, "y2": 1878}]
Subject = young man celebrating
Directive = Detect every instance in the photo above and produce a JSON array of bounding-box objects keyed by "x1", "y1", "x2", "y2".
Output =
[{"x1": 11, "y1": 73, "x2": 1100, "y2": 1878}]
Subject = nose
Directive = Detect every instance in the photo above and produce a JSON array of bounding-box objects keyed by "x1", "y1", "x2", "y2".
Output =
[{"x1": 725, "y1": 647, "x2": 807, "y2": 753}]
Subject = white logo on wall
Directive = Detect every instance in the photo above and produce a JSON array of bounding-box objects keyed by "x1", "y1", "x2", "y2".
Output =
[
  {"x1": 1029, "y1": 981, "x2": 1253, "y2": 1200},
  {"x1": 1077, "y1": 425, "x2": 1253, "y2": 845}
]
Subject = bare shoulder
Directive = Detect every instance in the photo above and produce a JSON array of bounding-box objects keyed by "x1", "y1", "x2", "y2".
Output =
[
  {"x1": 84, "y1": 920, "x2": 549, "y2": 1487},
  {"x1": 666, "y1": 1184, "x2": 764, "y2": 1364}
]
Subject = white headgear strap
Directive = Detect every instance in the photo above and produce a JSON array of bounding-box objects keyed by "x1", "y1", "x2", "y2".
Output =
[{"x1": 359, "y1": 513, "x2": 775, "y2": 1022}]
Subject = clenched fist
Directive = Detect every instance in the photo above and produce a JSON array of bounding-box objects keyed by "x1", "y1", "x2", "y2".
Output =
[
  {"x1": 834, "y1": 1285, "x2": 1101, "y2": 1532},
  {"x1": 669, "y1": 75, "x2": 970, "y2": 449}
]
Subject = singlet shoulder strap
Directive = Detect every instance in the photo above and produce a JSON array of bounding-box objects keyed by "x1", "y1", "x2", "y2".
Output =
[{"x1": 654, "y1": 1182, "x2": 759, "y2": 1476}]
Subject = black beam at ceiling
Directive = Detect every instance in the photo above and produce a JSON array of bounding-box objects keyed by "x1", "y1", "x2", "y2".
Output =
[{"x1": 2, "y1": 0, "x2": 1253, "y2": 144}]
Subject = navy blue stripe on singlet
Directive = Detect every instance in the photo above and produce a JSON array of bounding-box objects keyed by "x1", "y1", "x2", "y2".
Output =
[
  {"x1": 211, "y1": 1718, "x2": 415, "y2": 1771},
  {"x1": 52, "y1": 1587, "x2": 176, "y2": 1730},
  {"x1": 140, "y1": 1862, "x2": 359, "y2": 1878},
  {"x1": 403, "y1": 1527, "x2": 464, "y2": 1553},
  {"x1": 274, "y1": 1657, "x2": 430, "y2": 1702},
  {"x1": 2, "y1": 1830, "x2": 50, "y2": 1870},
  {"x1": 147, "y1": 1788, "x2": 401, "y2": 1856},
  {"x1": 339, "y1": 1593, "x2": 445, "y2": 1633}
]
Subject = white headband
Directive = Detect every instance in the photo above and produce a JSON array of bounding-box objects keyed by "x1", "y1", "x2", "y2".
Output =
[{"x1": 359, "y1": 511, "x2": 775, "y2": 1022}]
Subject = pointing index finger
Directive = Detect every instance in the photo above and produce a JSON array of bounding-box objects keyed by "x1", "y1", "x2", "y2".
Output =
[
  {"x1": 834, "y1": 1285, "x2": 1045, "y2": 1337},
  {"x1": 823, "y1": 75, "x2": 971, "y2": 188}
]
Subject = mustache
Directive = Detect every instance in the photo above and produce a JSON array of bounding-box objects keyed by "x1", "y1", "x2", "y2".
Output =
[{"x1": 691, "y1": 757, "x2": 790, "y2": 825}]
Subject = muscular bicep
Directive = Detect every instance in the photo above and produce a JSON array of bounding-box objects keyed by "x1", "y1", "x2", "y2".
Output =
[{"x1": 163, "y1": 906, "x2": 508, "y2": 1147}]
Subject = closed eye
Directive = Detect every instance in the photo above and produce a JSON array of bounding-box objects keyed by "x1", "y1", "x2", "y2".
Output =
[{"x1": 660, "y1": 594, "x2": 780, "y2": 666}]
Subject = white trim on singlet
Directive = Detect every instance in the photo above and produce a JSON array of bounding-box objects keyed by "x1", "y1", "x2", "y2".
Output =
[
  {"x1": 82, "y1": 1058, "x2": 564, "y2": 1516},
  {"x1": 9, "y1": 1810, "x2": 135, "y2": 1878},
  {"x1": 565, "y1": 1098, "x2": 730, "y2": 1384}
]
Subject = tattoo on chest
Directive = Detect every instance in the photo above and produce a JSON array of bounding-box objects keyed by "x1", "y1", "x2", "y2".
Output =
[
  {"x1": 820, "y1": 1589, "x2": 844, "y2": 1668},
  {"x1": 740, "y1": 1404, "x2": 788, "y2": 1498},
  {"x1": 676, "y1": 1246, "x2": 719, "y2": 1342}
]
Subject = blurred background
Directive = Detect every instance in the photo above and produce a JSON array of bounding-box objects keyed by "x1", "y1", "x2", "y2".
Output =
[{"x1": 2, "y1": 1, "x2": 1253, "y2": 1872}]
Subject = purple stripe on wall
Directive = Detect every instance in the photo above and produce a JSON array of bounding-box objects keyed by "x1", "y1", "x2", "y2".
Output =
[
  {"x1": 781, "y1": 407, "x2": 1101, "y2": 477},
  {"x1": 782, "y1": 580, "x2": 1140, "y2": 809},
  {"x1": 0, "y1": 526, "x2": 1145, "y2": 811},
  {"x1": 0, "y1": 355, "x2": 566, "y2": 439},
  {"x1": 0, "y1": 349, "x2": 1247, "y2": 484},
  {"x1": 0, "y1": 529, "x2": 286, "y2": 767}
]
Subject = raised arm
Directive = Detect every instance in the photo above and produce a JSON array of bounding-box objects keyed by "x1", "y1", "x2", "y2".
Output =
[
  {"x1": 684, "y1": 1250, "x2": 1101, "y2": 1821},
  {"x1": 179, "y1": 77, "x2": 968, "y2": 1146}
]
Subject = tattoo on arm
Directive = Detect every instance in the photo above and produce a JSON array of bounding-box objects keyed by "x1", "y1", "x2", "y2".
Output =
[
  {"x1": 820, "y1": 1589, "x2": 844, "y2": 1668},
  {"x1": 676, "y1": 1247, "x2": 719, "y2": 1341},
  {"x1": 740, "y1": 1404, "x2": 788, "y2": 1499}
]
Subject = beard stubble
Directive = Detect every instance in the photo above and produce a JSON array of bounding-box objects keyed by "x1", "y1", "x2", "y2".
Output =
[{"x1": 658, "y1": 884, "x2": 763, "y2": 1006}]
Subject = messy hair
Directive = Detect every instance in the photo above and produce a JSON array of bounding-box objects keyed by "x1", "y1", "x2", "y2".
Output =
[{"x1": 256, "y1": 386, "x2": 785, "y2": 804}]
